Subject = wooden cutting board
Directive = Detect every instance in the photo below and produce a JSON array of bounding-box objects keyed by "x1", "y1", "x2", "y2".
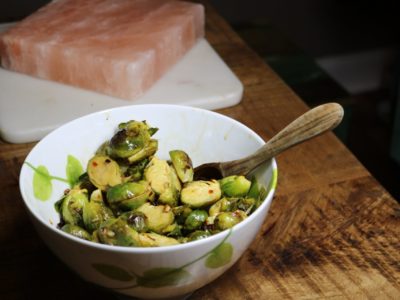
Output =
[{"x1": 0, "y1": 23, "x2": 243, "y2": 144}]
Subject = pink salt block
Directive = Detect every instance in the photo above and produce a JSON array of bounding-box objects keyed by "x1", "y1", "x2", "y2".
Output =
[{"x1": 0, "y1": 0, "x2": 205, "y2": 100}]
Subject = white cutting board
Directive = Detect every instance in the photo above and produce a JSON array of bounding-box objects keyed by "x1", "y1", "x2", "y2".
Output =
[{"x1": 0, "y1": 23, "x2": 243, "y2": 143}]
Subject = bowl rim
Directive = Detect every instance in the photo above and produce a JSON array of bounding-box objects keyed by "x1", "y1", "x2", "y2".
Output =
[{"x1": 19, "y1": 104, "x2": 278, "y2": 254}]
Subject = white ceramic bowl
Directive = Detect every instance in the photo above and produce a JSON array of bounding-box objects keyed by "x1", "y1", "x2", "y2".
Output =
[{"x1": 19, "y1": 104, "x2": 277, "y2": 299}]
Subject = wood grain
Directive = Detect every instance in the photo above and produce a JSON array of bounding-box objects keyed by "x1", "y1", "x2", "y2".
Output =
[{"x1": 0, "y1": 2, "x2": 399, "y2": 299}]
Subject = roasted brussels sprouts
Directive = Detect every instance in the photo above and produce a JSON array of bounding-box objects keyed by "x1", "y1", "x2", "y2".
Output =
[
  {"x1": 180, "y1": 180, "x2": 221, "y2": 208},
  {"x1": 124, "y1": 158, "x2": 149, "y2": 181},
  {"x1": 127, "y1": 139, "x2": 158, "y2": 164},
  {"x1": 87, "y1": 155, "x2": 122, "y2": 191},
  {"x1": 109, "y1": 120, "x2": 156, "y2": 159},
  {"x1": 220, "y1": 175, "x2": 251, "y2": 197},
  {"x1": 144, "y1": 157, "x2": 181, "y2": 206},
  {"x1": 83, "y1": 189, "x2": 114, "y2": 232},
  {"x1": 61, "y1": 188, "x2": 89, "y2": 227},
  {"x1": 138, "y1": 232, "x2": 179, "y2": 247},
  {"x1": 237, "y1": 197, "x2": 256, "y2": 214},
  {"x1": 107, "y1": 181, "x2": 154, "y2": 213},
  {"x1": 135, "y1": 202, "x2": 175, "y2": 234},
  {"x1": 56, "y1": 119, "x2": 268, "y2": 247},
  {"x1": 61, "y1": 224, "x2": 92, "y2": 241},
  {"x1": 97, "y1": 218, "x2": 141, "y2": 247},
  {"x1": 215, "y1": 210, "x2": 247, "y2": 230},
  {"x1": 184, "y1": 210, "x2": 208, "y2": 231},
  {"x1": 119, "y1": 210, "x2": 147, "y2": 233},
  {"x1": 188, "y1": 230, "x2": 211, "y2": 241},
  {"x1": 73, "y1": 172, "x2": 96, "y2": 193},
  {"x1": 169, "y1": 150, "x2": 194, "y2": 183},
  {"x1": 209, "y1": 197, "x2": 235, "y2": 217},
  {"x1": 162, "y1": 222, "x2": 182, "y2": 237}
]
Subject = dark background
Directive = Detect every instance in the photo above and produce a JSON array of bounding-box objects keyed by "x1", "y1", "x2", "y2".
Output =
[{"x1": 1, "y1": 0, "x2": 399, "y2": 199}]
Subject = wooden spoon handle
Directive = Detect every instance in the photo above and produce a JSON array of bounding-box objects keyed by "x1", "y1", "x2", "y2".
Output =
[{"x1": 223, "y1": 102, "x2": 344, "y2": 175}]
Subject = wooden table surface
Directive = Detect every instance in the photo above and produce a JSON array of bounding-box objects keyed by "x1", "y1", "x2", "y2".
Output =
[{"x1": 1, "y1": 2, "x2": 399, "y2": 299}]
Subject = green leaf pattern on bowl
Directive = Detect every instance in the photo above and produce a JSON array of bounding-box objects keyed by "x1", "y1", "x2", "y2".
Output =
[
  {"x1": 94, "y1": 229, "x2": 233, "y2": 290},
  {"x1": 205, "y1": 242, "x2": 233, "y2": 268},
  {"x1": 25, "y1": 155, "x2": 83, "y2": 201},
  {"x1": 32, "y1": 165, "x2": 53, "y2": 201},
  {"x1": 66, "y1": 155, "x2": 84, "y2": 186},
  {"x1": 92, "y1": 263, "x2": 135, "y2": 282}
]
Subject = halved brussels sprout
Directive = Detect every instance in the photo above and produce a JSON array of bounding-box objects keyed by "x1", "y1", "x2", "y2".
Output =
[
  {"x1": 220, "y1": 175, "x2": 251, "y2": 197},
  {"x1": 97, "y1": 218, "x2": 141, "y2": 247},
  {"x1": 144, "y1": 157, "x2": 181, "y2": 206},
  {"x1": 119, "y1": 211, "x2": 147, "y2": 233},
  {"x1": 109, "y1": 120, "x2": 154, "y2": 159},
  {"x1": 136, "y1": 202, "x2": 175, "y2": 234},
  {"x1": 172, "y1": 205, "x2": 193, "y2": 225},
  {"x1": 180, "y1": 180, "x2": 221, "y2": 208},
  {"x1": 184, "y1": 210, "x2": 208, "y2": 231},
  {"x1": 83, "y1": 189, "x2": 114, "y2": 232},
  {"x1": 124, "y1": 158, "x2": 149, "y2": 182},
  {"x1": 87, "y1": 155, "x2": 122, "y2": 191},
  {"x1": 169, "y1": 150, "x2": 193, "y2": 183},
  {"x1": 138, "y1": 232, "x2": 179, "y2": 247},
  {"x1": 128, "y1": 140, "x2": 158, "y2": 163},
  {"x1": 107, "y1": 180, "x2": 154, "y2": 213},
  {"x1": 61, "y1": 224, "x2": 91, "y2": 241},
  {"x1": 61, "y1": 188, "x2": 89, "y2": 226},
  {"x1": 188, "y1": 230, "x2": 211, "y2": 241},
  {"x1": 161, "y1": 222, "x2": 182, "y2": 237},
  {"x1": 215, "y1": 210, "x2": 247, "y2": 230},
  {"x1": 209, "y1": 197, "x2": 235, "y2": 217},
  {"x1": 237, "y1": 197, "x2": 256, "y2": 215}
]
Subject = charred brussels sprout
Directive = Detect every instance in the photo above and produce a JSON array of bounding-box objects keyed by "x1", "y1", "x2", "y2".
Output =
[
  {"x1": 73, "y1": 172, "x2": 96, "y2": 193},
  {"x1": 83, "y1": 189, "x2": 114, "y2": 232},
  {"x1": 215, "y1": 210, "x2": 247, "y2": 230},
  {"x1": 169, "y1": 150, "x2": 193, "y2": 183},
  {"x1": 109, "y1": 120, "x2": 156, "y2": 159},
  {"x1": 61, "y1": 224, "x2": 91, "y2": 241},
  {"x1": 144, "y1": 157, "x2": 181, "y2": 206},
  {"x1": 61, "y1": 188, "x2": 89, "y2": 227},
  {"x1": 97, "y1": 218, "x2": 141, "y2": 247},
  {"x1": 172, "y1": 205, "x2": 193, "y2": 225},
  {"x1": 180, "y1": 180, "x2": 221, "y2": 208},
  {"x1": 125, "y1": 158, "x2": 149, "y2": 181},
  {"x1": 184, "y1": 210, "x2": 208, "y2": 231},
  {"x1": 107, "y1": 181, "x2": 154, "y2": 213},
  {"x1": 87, "y1": 155, "x2": 122, "y2": 191},
  {"x1": 119, "y1": 211, "x2": 147, "y2": 233},
  {"x1": 136, "y1": 202, "x2": 175, "y2": 234},
  {"x1": 220, "y1": 175, "x2": 251, "y2": 197}
]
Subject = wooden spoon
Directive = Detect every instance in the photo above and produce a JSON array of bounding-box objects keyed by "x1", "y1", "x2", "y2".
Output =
[{"x1": 194, "y1": 102, "x2": 344, "y2": 180}]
